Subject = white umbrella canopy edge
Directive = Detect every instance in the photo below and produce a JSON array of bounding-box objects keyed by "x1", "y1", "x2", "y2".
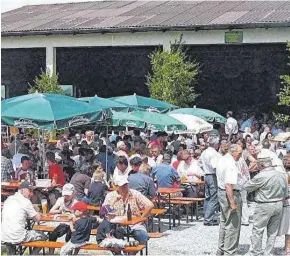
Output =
[{"x1": 168, "y1": 113, "x2": 213, "y2": 134}]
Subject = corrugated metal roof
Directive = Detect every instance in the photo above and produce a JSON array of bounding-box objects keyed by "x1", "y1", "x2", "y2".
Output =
[{"x1": 2, "y1": 0, "x2": 290, "y2": 36}]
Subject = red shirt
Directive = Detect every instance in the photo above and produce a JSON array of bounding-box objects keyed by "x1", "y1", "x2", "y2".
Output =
[{"x1": 49, "y1": 162, "x2": 65, "y2": 185}]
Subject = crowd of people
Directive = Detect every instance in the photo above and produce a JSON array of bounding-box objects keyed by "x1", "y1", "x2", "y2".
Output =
[{"x1": 1, "y1": 111, "x2": 290, "y2": 255}]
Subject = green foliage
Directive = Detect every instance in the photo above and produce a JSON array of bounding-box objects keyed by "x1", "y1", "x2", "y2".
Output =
[
  {"x1": 275, "y1": 43, "x2": 290, "y2": 123},
  {"x1": 29, "y1": 69, "x2": 64, "y2": 94},
  {"x1": 146, "y1": 36, "x2": 199, "y2": 107}
]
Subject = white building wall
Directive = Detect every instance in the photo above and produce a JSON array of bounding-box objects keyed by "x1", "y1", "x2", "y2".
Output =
[{"x1": 2, "y1": 27, "x2": 290, "y2": 73}]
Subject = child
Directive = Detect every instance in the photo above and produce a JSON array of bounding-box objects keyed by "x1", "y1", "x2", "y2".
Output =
[
  {"x1": 96, "y1": 205, "x2": 117, "y2": 244},
  {"x1": 60, "y1": 201, "x2": 94, "y2": 255},
  {"x1": 89, "y1": 170, "x2": 108, "y2": 206},
  {"x1": 96, "y1": 205, "x2": 138, "y2": 247}
]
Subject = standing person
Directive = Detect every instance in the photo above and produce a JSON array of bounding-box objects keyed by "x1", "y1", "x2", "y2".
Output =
[
  {"x1": 198, "y1": 138, "x2": 220, "y2": 226},
  {"x1": 244, "y1": 156, "x2": 288, "y2": 256},
  {"x1": 225, "y1": 111, "x2": 239, "y2": 142},
  {"x1": 115, "y1": 141, "x2": 129, "y2": 161},
  {"x1": 216, "y1": 144, "x2": 243, "y2": 255},
  {"x1": 1, "y1": 181, "x2": 47, "y2": 255},
  {"x1": 259, "y1": 125, "x2": 271, "y2": 142},
  {"x1": 1, "y1": 147, "x2": 15, "y2": 181},
  {"x1": 149, "y1": 145, "x2": 163, "y2": 167},
  {"x1": 88, "y1": 170, "x2": 108, "y2": 206}
]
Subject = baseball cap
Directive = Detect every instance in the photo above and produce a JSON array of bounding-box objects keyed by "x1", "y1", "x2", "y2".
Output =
[
  {"x1": 62, "y1": 183, "x2": 75, "y2": 196},
  {"x1": 69, "y1": 201, "x2": 88, "y2": 211},
  {"x1": 114, "y1": 176, "x2": 129, "y2": 187},
  {"x1": 99, "y1": 205, "x2": 117, "y2": 217},
  {"x1": 19, "y1": 181, "x2": 36, "y2": 190}
]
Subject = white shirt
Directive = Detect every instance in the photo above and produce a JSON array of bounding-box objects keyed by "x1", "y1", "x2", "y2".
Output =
[
  {"x1": 113, "y1": 166, "x2": 130, "y2": 182},
  {"x1": 2, "y1": 192, "x2": 37, "y2": 243},
  {"x1": 177, "y1": 159, "x2": 202, "y2": 182},
  {"x1": 149, "y1": 155, "x2": 163, "y2": 167},
  {"x1": 49, "y1": 197, "x2": 78, "y2": 213},
  {"x1": 216, "y1": 153, "x2": 242, "y2": 190},
  {"x1": 259, "y1": 131, "x2": 267, "y2": 142},
  {"x1": 12, "y1": 153, "x2": 28, "y2": 171},
  {"x1": 198, "y1": 147, "x2": 220, "y2": 175},
  {"x1": 225, "y1": 117, "x2": 238, "y2": 135}
]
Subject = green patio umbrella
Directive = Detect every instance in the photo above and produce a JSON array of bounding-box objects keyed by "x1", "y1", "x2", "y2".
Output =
[
  {"x1": 109, "y1": 93, "x2": 178, "y2": 113},
  {"x1": 170, "y1": 107, "x2": 226, "y2": 124},
  {"x1": 1, "y1": 93, "x2": 106, "y2": 130},
  {"x1": 78, "y1": 95, "x2": 132, "y2": 112},
  {"x1": 113, "y1": 111, "x2": 186, "y2": 131}
]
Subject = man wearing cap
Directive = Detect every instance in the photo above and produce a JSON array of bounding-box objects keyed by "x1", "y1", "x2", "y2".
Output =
[
  {"x1": 216, "y1": 144, "x2": 243, "y2": 255},
  {"x1": 128, "y1": 157, "x2": 157, "y2": 198},
  {"x1": 2, "y1": 181, "x2": 47, "y2": 254},
  {"x1": 103, "y1": 176, "x2": 154, "y2": 245},
  {"x1": 244, "y1": 155, "x2": 288, "y2": 256},
  {"x1": 50, "y1": 183, "x2": 78, "y2": 214}
]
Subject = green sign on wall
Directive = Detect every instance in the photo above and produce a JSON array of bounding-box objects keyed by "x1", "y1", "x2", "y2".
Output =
[{"x1": 225, "y1": 31, "x2": 243, "y2": 44}]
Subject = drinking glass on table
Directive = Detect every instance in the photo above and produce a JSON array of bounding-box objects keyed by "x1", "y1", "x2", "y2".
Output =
[{"x1": 41, "y1": 199, "x2": 48, "y2": 214}]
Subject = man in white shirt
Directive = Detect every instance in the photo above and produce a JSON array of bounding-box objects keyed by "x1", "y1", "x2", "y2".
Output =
[
  {"x1": 225, "y1": 111, "x2": 239, "y2": 142},
  {"x1": 178, "y1": 150, "x2": 202, "y2": 198},
  {"x1": 2, "y1": 181, "x2": 47, "y2": 254},
  {"x1": 198, "y1": 137, "x2": 220, "y2": 226},
  {"x1": 216, "y1": 144, "x2": 243, "y2": 255},
  {"x1": 113, "y1": 156, "x2": 130, "y2": 182},
  {"x1": 259, "y1": 125, "x2": 270, "y2": 142}
]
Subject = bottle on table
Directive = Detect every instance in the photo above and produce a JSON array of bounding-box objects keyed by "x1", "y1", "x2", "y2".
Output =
[{"x1": 127, "y1": 203, "x2": 132, "y2": 221}]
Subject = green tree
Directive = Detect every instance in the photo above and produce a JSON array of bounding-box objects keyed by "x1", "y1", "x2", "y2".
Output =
[
  {"x1": 147, "y1": 36, "x2": 199, "y2": 107},
  {"x1": 275, "y1": 43, "x2": 290, "y2": 123},
  {"x1": 29, "y1": 69, "x2": 64, "y2": 94}
]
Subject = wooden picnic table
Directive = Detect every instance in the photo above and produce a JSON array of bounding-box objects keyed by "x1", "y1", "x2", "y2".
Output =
[
  {"x1": 181, "y1": 180, "x2": 205, "y2": 185},
  {"x1": 157, "y1": 187, "x2": 184, "y2": 230},
  {"x1": 40, "y1": 214, "x2": 70, "y2": 223},
  {"x1": 1, "y1": 182, "x2": 62, "y2": 190}
]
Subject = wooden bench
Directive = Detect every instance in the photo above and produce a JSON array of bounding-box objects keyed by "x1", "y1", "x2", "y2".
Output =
[
  {"x1": 1, "y1": 191, "x2": 13, "y2": 197},
  {"x1": 33, "y1": 225, "x2": 98, "y2": 235},
  {"x1": 19, "y1": 241, "x2": 145, "y2": 255},
  {"x1": 171, "y1": 197, "x2": 205, "y2": 221},
  {"x1": 87, "y1": 205, "x2": 100, "y2": 211}
]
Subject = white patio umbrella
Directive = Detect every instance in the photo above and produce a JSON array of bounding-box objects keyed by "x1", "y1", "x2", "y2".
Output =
[{"x1": 168, "y1": 113, "x2": 213, "y2": 134}]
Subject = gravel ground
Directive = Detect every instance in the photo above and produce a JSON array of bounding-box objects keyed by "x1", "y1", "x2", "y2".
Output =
[{"x1": 148, "y1": 217, "x2": 285, "y2": 256}]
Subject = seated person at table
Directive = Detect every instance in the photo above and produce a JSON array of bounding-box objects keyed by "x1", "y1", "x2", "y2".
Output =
[
  {"x1": 177, "y1": 150, "x2": 202, "y2": 198},
  {"x1": 96, "y1": 205, "x2": 117, "y2": 244},
  {"x1": 88, "y1": 168, "x2": 108, "y2": 206},
  {"x1": 151, "y1": 153, "x2": 181, "y2": 188},
  {"x1": 60, "y1": 201, "x2": 94, "y2": 255},
  {"x1": 1, "y1": 147, "x2": 15, "y2": 182},
  {"x1": 15, "y1": 156, "x2": 35, "y2": 183},
  {"x1": 46, "y1": 151, "x2": 66, "y2": 206},
  {"x1": 50, "y1": 183, "x2": 78, "y2": 214},
  {"x1": 128, "y1": 157, "x2": 157, "y2": 198},
  {"x1": 70, "y1": 163, "x2": 92, "y2": 203},
  {"x1": 2, "y1": 181, "x2": 47, "y2": 255},
  {"x1": 103, "y1": 176, "x2": 154, "y2": 245}
]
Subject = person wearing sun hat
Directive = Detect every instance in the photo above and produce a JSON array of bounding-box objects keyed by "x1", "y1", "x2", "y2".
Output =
[
  {"x1": 60, "y1": 201, "x2": 95, "y2": 255},
  {"x1": 50, "y1": 183, "x2": 78, "y2": 214},
  {"x1": 103, "y1": 176, "x2": 153, "y2": 245}
]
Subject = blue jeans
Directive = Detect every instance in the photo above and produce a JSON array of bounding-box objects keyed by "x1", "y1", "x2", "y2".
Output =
[
  {"x1": 204, "y1": 174, "x2": 219, "y2": 224},
  {"x1": 131, "y1": 229, "x2": 149, "y2": 245}
]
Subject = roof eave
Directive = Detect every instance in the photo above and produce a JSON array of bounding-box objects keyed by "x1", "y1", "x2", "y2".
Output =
[{"x1": 2, "y1": 22, "x2": 290, "y2": 37}]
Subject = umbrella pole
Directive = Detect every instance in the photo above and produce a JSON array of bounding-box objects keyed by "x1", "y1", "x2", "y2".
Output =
[{"x1": 105, "y1": 125, "x2": 109, "y2": 181}]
